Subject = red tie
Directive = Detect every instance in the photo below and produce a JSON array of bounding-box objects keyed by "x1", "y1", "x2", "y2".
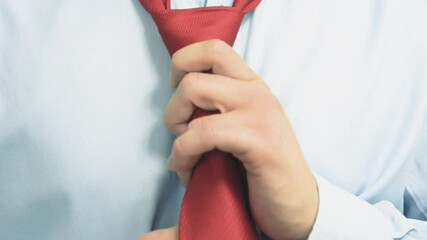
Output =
[{"x1": 139, "y1": 0, "x2": 261, "y2": 239}]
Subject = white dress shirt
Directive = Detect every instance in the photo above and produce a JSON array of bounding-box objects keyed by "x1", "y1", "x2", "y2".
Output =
[{"x1": 0, "y1": 0, "x2": 426, "y2": 239}]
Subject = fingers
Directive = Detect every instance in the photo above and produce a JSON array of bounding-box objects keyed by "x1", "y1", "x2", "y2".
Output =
[
  {"x1": 140, "y1": 226, "x2": 178, "y2": 240},
  {"x1": 164, "y1": 72, "x2": 254, "y2": 136},
  {"x1": 170, "y1": 39, "x2": 258, "y2": 87},
  {"x1": 167, "y1": 113, "x2": 258, "y2": 174},
  {"x1": 165, "y1": 39, "x2": 270, "y2": 187}
]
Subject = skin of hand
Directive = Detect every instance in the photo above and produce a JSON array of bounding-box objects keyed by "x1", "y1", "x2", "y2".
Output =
[{"x1": 141, "y1": 39, "x2": 319, "y2": 240}]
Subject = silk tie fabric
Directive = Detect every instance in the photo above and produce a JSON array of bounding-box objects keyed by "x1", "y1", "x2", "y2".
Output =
[{"x1": 139, "y1": 0, "x2": 261, "y2": 239}]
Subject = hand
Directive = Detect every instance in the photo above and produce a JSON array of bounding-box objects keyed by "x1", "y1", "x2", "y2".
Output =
[
  {"x1": 141, "y1": 226, "x2": 178, "y2": 240},
  {"x1": 143, "y1": 39, "x2": 319, "y2": 240}
]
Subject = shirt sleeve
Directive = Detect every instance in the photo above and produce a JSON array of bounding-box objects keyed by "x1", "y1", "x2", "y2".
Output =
[{"x1": 309, "y1": 120, "x2": 427, "y2": 240}]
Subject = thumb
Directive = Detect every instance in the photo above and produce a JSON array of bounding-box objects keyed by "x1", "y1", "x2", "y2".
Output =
[{"x1": 140, "y1": 226, "x2": 178, "y2": 240}]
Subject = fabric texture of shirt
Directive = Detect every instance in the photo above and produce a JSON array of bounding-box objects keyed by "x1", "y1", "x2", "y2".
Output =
[{"x1": 0, "y1": 0, "x2": 426, "y2": 239}]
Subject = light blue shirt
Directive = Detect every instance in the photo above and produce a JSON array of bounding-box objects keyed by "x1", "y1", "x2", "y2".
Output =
[{"x1": 0, "y1": 0, "x2": 426, "y2": 239}]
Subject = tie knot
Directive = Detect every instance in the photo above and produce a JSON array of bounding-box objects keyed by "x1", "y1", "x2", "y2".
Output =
[{"x1": 140, "y1": 0, "x2": 261, "y2": 55}]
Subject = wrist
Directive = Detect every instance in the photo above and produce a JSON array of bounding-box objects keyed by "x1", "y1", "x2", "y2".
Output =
[
  {"x1": 257, "y1": 171, "x2": 319, "y2": 240},
  {"x1": 281, "y1": 171, "x2": 319, "y2": 240}
]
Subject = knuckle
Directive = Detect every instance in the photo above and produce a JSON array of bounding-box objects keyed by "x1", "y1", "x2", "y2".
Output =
[
  {"x1": 170, "y1": 52, "x2": 180, "y2": 70},
  {"x1": 206, "y1": 39, "x2": 229, "y2": 62},
  {"x1": 163, "y1": 112, "x2": 174, "y2": 132},
  {"x1": 163, "y1": 103, "x2": 171, "y2": 123},
  {"x1": 163, "y1": 116, "x2": 170, "y2": 130},
  {"x1": 251, "y1": 87, "x2": 276, "y2": 108},
  {"x1": 173, "y1": 137, "x2": 186, "y2": 157},
  {"x1": 163, "y1": 101, "x2": 176, "y2": 130},
  {"x1": 180, "y1": 72, "x2": 200, "y2": 92},
  {"x1": 207, "y1": 39, "x2": 228, "y2": 52}
]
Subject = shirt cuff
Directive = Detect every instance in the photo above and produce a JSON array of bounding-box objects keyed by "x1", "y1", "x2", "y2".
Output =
[{"x1": 308, "y1": 175, "x2": 399, "y2": 240}]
